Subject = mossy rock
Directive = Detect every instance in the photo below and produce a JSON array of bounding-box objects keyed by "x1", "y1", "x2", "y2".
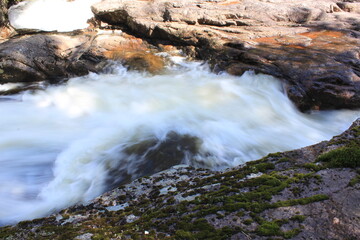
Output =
[
  {"x1": 317, "y1": 146, "x2": 360, "y2": 168},
  {"x1": 256, "y1": 221, "x2": 280, "y2": 236}
]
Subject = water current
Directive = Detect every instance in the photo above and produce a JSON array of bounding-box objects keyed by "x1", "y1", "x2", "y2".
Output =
[
  {"x1": 0, "y1": 59, "x2": 359, "y2": 225},
  {"x1": 1, "y1": 0, "x2": 359, "y2": 226}
]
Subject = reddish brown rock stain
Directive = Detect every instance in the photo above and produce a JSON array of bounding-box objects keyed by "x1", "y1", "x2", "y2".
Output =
[
  {"x1": 218, "y1": 1, "x2": 242, "y2": 6},
  {"x1": 254, "y1": 31, "x2": 358, "y2": 52}
]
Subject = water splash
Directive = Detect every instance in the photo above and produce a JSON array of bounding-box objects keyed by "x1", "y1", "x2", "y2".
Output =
[{"x1": 0, "y1": 59, "x2": 359, "y2": 225}]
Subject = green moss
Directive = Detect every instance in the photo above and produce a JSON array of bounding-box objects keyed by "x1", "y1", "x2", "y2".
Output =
[
  {"x1": 175, "y1": 230, "x2": 194, "y2": 240},
  {"x1": 173, "y1": 218, "x2": 234, "y2": 240},
  {"x1": 283, "y1": 228, "x2": 301, "y2": 239},
  {"x1": 290, "y1": 215, "x2": 306, "y2": 222},
  {"x1": 277, "y1": 157, "x2": 290, "y2": 163},
  {"x1": 349, "y1": 175, "x2": 360, "y2": 187},
  {"x1": 273, "y1": 194, "x2": 329, "y2": 207},
  {"x1": 243, "y1": 219, "x2": 253, "y2": 225},
  {"x1": 290, "y1": 187, "x2": 302, "y2": 197},
  {"x1": 256, "y1": 220, "x2": 302, "y2": 238},
  {"x1": 317, "y1": 146, "x2": 360, "y2": 168},
  {"x1": 267, "y1": 152, "x2": 282, "y2": 158},
  {"x1": 253, "y1": 162, "x2": 275, "y2": 172},
  {"x1": 0, "y1": 227, "x2": 17, "y2": 239},
  {"x1": 303, "y1": 163, "x2": 322, "y2": 171},
  {"x1": 256, "y1": 221, "x2": 280, "y2": 236}
]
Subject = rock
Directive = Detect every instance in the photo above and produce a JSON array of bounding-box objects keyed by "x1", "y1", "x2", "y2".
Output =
[
  {"x1": 74, "y1": 233, "x2": 93, "y2": 240},
  {"x1": 106, "y1": 131, "x2": 200, "y2": 188},
  {"x1": 337, "y1": 2, "x2": 360, "y2": 13},
  {"x1": 212, "y1": 31, "x2": 360, "y2": 111},
  {"x1": 101, "y1": 35, "x2": 166, "y2": 73},
  {"x1": 0, "y1": 29, "x2": 165, "y2": 85},
  {"x1": 0, "y1": 0, "x2": 21, "y2": 40},
  {"x1": 92, "y1": 0, "x2": 360, "y2": 111},
  {"x1": 0, "y1": 33, "x2": 103, "y2": 83}
]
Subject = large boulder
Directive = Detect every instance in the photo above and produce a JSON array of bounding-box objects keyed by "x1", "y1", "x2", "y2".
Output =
[
  {"x1": 0, "y1": 30, "x2": 163, "y2": 85},
  {"x1": 92, "y1": 0, "x2": 360, "y2": 111},
  {"x1": 0, "y1": 33, "x2": 102, "y2": 83}
]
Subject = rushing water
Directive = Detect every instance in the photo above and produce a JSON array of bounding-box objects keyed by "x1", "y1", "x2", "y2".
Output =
[{"x1": 0, "y1": 58, "x2": 359, "y2": 225}]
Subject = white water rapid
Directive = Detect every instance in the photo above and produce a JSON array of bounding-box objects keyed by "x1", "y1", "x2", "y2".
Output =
[{"x1": 0, "y1": 58, "x2": 359, "y2": 225}]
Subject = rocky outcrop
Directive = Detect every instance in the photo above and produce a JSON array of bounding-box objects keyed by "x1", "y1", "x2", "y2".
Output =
[
  {"x1": 1, "y1": 119, "x2": 359, "y2": 239},
  {"x1": 0, "y1": 33, "x2": 102, "y2": 83},
  {"x1": 92, "y1": 0, "x2": 360, "y2": 111},
  {"x1": 214, "y1": 31, "x2": 360, "y2": 111},
  {"x1": 0, "y1": 29, "x2": 166, "y2": 88}
]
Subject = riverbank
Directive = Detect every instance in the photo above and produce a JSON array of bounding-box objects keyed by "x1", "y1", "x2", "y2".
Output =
[{"x1": 1, "y1": 119, "x2": 359, "y2": 239}]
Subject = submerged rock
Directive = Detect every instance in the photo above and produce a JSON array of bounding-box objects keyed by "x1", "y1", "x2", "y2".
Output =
[{"x1": 106, "y1": 131, "x2": 200, "y2": 188}]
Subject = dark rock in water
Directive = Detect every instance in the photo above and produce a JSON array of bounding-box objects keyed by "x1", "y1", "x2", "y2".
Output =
[
  {"x1": 0, "y1": 82, "x2": 44, "y2": 95},
  {"x1": 2, "y1": 119, "x2": 359, "y2": 239},
  {"x1": 106, "y1": 131, "x2": 200, "y2": 188}
]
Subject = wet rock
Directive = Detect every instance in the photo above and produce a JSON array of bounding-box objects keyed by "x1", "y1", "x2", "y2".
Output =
[
  {"x1": 213, "y1": 31, "x2": 360, "y2": 111},
  {"x1": 106, "y1": 131, "x2": 200, "y2": 188},
  {"x1": 102, "y1": 37, "x2": 165, "y2": 73}
]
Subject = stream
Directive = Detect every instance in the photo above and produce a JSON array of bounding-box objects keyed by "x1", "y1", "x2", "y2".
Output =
[
  {"x1": 0, "y1": 59, "x2": 359, "y2": 225},
  {"x1": 1, "y1": 0, "x2": 360, "y2": 226}
]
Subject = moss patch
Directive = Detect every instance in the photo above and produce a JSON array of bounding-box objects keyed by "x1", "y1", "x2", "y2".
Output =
[
  {"x1": 317, "y1": 146, "x2": 360, "y2": 168},
  {"x1": 256, "y1": 221, "x2": 281, "y2": 236}
]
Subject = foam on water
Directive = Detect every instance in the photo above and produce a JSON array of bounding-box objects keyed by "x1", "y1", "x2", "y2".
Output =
[
  {"x1": 0, "y1": 59, "x2": 359, "y2": 225},
  {"x1": 8, "y1": 0, "x2": 100, "y2": 32}
]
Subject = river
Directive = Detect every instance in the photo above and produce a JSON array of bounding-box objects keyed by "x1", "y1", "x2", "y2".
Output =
[
  {"x1": 1, "y1": 0, "x2": 359, "y2": 226},
  {"x1": 0, "y1": 59, "x2": 359, "y2": 225}
]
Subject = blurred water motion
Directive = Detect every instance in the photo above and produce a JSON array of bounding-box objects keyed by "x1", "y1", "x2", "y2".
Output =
[{"x1": 0, "y1": 59, "x2": 359, "y2": 225}]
